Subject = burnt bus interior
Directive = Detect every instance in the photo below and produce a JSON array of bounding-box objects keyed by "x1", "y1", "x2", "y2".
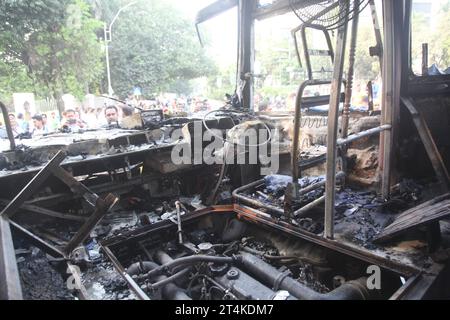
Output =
[{"x1": 1, "y1": 0, "x2": 450, "y2": 300}]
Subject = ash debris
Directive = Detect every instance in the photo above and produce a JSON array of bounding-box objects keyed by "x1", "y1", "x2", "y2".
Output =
[
  {"x1": 81, "y1": 262, "x2": 134, "y2": 300},
  {"x1": 334, "y1": 180, "x2": 425, "y2": 249},
  {"x1": 0, "y1": 145, "x2": 44, "y2": 171},
  {"x1": 335, "y1": 189, "x2": 386, "y2": 249},
  {"x1": 382, "y1": 179, "x2": 424, "y2": 212},
  {"x1": 296, "y1": 265, "x2": 330, "y2": 294},
  {"x1": 17, "y1": 247, "x2": 75, "y2": 301}
]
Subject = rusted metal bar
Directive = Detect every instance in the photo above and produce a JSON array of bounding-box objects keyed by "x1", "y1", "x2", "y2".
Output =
[
  {"x1": 9, "y1": 220, "x2": 65, "y2": 258},
  {"x1": 0, "y1": 151, "x2": 66, "y2": 219},
  {"x1": 389, "y1": 273, "x2": 422, "y2": 300},
  {"x1": 337, "y1": 125, "x2": 392, "y2": 146},
  {"x1": 381, "y1": 0, "x2": 399, "y2": 200},
  {"x1": 0, "y1": 200, "x2": 87, "y2": 223},
  {"x1": 238, "y1": 0, "x2": 257, "y2": 110},
  {"x1": 52, "y1": 166, "x2": 99, "y2": 208},
  {"x1": 175, "y1": 201, "x2": 184, "y2": 245},
  {"x1": 294, "y1": 195, "x2": 325, "y2": 218},
  {"x1": 0, "y1": 217, "x2": 23, "y2": 300},
  {"x1": 324, "y1": 2, "x2": 349, "y2": 240},
  {"x1": 102, "y1": 246, "x2": 150, "y2": 300},
  {"x1": 0, "y1": 101, "x2": 16, "y2": 151},
  {"x1": 341, "y1": 0, "x2": 360, "y2": 139},
  {"x1": 63, "y1": 193, "x2": 118, "y2": 256},
  {"x1": 25, "y1": 171, "x2": 159, "y2": 208}
]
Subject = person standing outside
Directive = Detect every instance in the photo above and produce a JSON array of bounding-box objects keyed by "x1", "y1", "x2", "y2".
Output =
[{"x1": 104, "y1": 106, "x2": 120, "y2": 128}]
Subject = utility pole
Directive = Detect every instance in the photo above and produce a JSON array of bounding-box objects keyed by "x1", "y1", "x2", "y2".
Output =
[{"x1": 104, "y1": 2, "x2": 138, "y2": 97}]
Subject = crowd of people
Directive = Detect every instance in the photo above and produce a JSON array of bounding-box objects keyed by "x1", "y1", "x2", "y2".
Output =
[
  {"x1": 0, "y1": 105, "x2": 132, "y2": 139},
  {"x1": 0, "y1": 94, "x2": 217, "y2": 140},
  {"x1": 128, "y1": 95, "x2": 214, "y2": 115}
]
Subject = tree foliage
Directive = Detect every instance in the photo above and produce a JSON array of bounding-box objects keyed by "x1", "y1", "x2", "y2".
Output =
[
  {"x1": 411, "y1": 0, "x2": 450, "y2": 74},
  {"x1": 98, "y1": 0, "x2": 217, "y2": 97},
  {"x1": 0, "y1": 0, "x2": 104, "y2": 108}
]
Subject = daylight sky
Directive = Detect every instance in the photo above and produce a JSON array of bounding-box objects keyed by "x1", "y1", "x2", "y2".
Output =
[{"x1": 166, "y1": 0, "x2": 238, "y2": 67}]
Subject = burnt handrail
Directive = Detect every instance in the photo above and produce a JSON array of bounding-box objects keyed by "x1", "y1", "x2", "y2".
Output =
[{"x1": 0, "y1": 101, "x2": 16, "y2": 151}]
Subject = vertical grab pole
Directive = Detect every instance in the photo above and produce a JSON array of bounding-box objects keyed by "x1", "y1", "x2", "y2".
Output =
[{"x1": 324, "y1": 0, "x2": 350, "y2": 240}]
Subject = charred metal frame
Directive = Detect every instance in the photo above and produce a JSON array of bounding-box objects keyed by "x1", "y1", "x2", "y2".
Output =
[
  {"x1": 292, "y1": 24, "x2": 335, "y2": 80},
  {"x1": 0, "y1": 101, "x2": 16, "y2": 151},
  {"x1": 0, "y1": 151, "x2": 118, "y2": 258},
  {"x1": 0, "y1": 217, "x2": 23, "y2": 300},
  {"x1": 324, "y1": 4, "x2": 350, "y2": 239},
  {"x1": 1, "y1": 0, "x2": 448, "y2": 301},
  {"x1": 196, "y1": 0, "x2": 397, "y2": 238}
]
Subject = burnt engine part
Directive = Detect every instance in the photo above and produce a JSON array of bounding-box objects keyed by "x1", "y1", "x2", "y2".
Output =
[
  {"x1": 103, "y1": 213, "x2": 401, "y2": 301},
  {"x1": 125, "y1": 249, "x2": 373, "y2": 301}
]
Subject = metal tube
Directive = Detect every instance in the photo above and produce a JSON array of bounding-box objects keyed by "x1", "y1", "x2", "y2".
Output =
[
  {"x1": 233, "y1": 172, "x2": 346, "y2": 216},
  {"x1": 154, "y1": 250, "x2": 175, "y2": 265},
  {"x1": 294, "y1": 172, "x2": 346, "y2": 218},
  {"x1": 294, "y1": 195, "x2": 325, "y2": 218},
  {"x1": 238, "y1": 0, "x2": 257, "y2": 110},
  {"x1": 102, "y1": 246, "x2": 150, "y2": 300},
  {"x1": 380, "y1": 0, "x2": 399, "y2": 200},
  {"x1": 337, "y1": 125, "x2": 391, "y2": 146},
  {"x1": 175, "y1": 202, "x2": 184, "y2": 245},
  {"x1": 143, "y1": 255, "x2": 237, "y2": 279},
  {"x1": 325, "y1": 2, "x2": 349, "y2": 240},
  {"x1": 240, "y1": 252, "x2": 371, "y2": 300},
  {"x1": 104, "y1": 24, "x2": 113, "y2": 97},
  {"x1": 0, "y1": 101, "x2": 16, "y2": 151},
  {"x1": 341, "y1": 0, "x2": 360, "y2": 139},
  {"x1": 148, "y1": 269, "x2": 191, "y2": 291},
  {"x1": 127, "y1": 261, "x2": 192, "y2": 301},
  {"x1": 299, "y1": 171, "x2": 345, "y2": 196},
  {"x1": 235, "y1": 192, "x2": 285, "y2": 216}
]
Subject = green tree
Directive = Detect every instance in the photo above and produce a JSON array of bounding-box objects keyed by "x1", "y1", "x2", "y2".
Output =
[
  {"x1": 0, "y1": 0, "x2": 104, "y2": 111},
  {"x1": 98, "y1": 0, "x2": 217, "y2": 98},
  {"x1": 430, "y1": 1, "x2": 450, "y2": 70}
]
